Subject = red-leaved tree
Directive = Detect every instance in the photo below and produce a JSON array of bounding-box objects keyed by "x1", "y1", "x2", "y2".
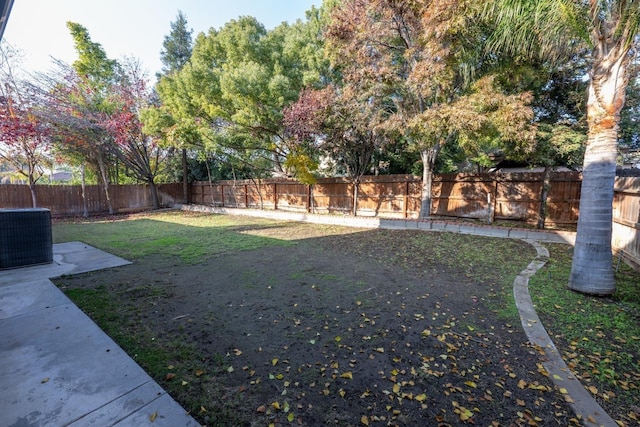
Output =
[
  {"x1": 0, "y1": 43, "x2": 50, "y2": 207},
  {"x1": 39, "y1": 61, "x2": 117, "y2": 215},
  {"x1": 102, "y1": 59, "x2": 165, "y2": 209}
]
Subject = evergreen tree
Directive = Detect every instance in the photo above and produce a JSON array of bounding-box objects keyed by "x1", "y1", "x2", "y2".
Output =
[
  {"x1": 156, "y1": 11, "x2": 194, "y2": 202},
  {"x1": 159, "y1": 11, "x2": 193, "y2": 76}
]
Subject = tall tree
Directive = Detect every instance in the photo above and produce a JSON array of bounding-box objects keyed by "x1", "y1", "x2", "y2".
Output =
[
  {"x1": 66, "y1": 22, "x2": 118, "y2": 86},
  {"x1": 156, "y1": 15, "x2": 316, "y2": 181},
  {"x1": 63, "y1": 21, "x2": 119, "y2": 214},
  {"x1": 284, "y1": 83, "x2": 389, "y2": 214},
  {"x1": 320, "y1": 0, "x2": 535, "y2": 217},
  {"x1": 157, "y1": 10, "x2": 194, "y2": 203},
  {"x1": 487, "y1": 0, "x2": 640, "y2": 295}
]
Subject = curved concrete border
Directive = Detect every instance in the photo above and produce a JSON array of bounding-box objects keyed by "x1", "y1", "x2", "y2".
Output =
[{"x1": 515, "y1": 240, "x2": 617, "y2": 427}]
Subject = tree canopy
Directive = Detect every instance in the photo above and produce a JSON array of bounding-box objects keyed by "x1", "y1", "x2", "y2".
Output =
[
  {"x1": 154, "y1": 13, "x2": 327, "y2": 181},
  {"x1": 0, "y1": 42, "x2": 50, "y2": 206}
]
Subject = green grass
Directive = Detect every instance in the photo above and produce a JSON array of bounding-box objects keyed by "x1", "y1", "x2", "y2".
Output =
[
  {"x1": 53, "y1": 210, "x2": 293, "y2": 264},
  {"x1": 529, "y1": 244, "x2": 640, "y2": 419},
  {"x1": 404, "y1": 231, "x2": 534, "y2": 323},
  {"x1": 64, "y1": 286, "x2": 242, "y2": 426},
  {"x1": 65, "y1": 286, "x2": 194, "y2": 376}
]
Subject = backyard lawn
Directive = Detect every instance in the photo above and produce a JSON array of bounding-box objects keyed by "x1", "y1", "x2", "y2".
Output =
[{"x1": 52, "y1": 210, "x2": 639, "y2": 426}]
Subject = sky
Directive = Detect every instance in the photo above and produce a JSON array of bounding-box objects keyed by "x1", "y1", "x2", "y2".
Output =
[{"x1": 3, "y1": 0, "x2": 321, "y2": 77}]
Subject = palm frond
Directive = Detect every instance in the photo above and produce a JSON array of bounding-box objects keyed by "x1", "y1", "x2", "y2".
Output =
[{"x1": 483, "y1": 0, "x2": 590, "y2": 61}]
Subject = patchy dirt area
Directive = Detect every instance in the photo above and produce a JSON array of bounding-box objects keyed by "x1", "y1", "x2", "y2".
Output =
[{"x1": 55, "y1": 221, "x2": 575, "y2": 426}]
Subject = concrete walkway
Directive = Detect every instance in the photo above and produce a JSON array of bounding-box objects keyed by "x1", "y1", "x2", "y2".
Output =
[{"x1": 0, "y1": 242, "x2": 199, "y2": 427}]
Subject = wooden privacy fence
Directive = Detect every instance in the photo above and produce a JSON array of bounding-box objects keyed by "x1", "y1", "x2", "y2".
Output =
[
  {"x1": 612, "y1": 177, "x2": 640, "y2": 270},
  {"x1": 0, "y1": 183, "x2": 183, "y2": 217},
  {"x1": 1, "y1": 172, "x2": 638, "y2": 269},
  {"x1": 190, "y1": 172, "x2": 582, "y2": 226},
  {"x1": 190, "y1": 175, "x2": 424, "y2": 218}
]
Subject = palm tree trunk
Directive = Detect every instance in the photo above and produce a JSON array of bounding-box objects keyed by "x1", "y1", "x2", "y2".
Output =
[
  {"x1": 569, "y1": 129, "x2": 617, "y2": 295},
  {"x1": 568, "y1": 49, "x2": 629, "y2": 295}
]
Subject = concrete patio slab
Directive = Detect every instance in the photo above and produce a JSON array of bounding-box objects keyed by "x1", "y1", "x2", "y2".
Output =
[
  {"x1": 0, "y1": 279, "x2": 69, "y2": 320},
  {"x1": 0, "y1": 242, "x2": 132, "y2": 286},
  {"x1": 0, "y1": 242, "x2": 199, "y2": 427}
]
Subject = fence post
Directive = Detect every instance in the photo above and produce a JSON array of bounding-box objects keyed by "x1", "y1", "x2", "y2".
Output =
[
  {"x1": 490, "y1": 178, "x2": 498, "y2": 223},
  {"x1": 221, "y1": 184, "x2": 225, "y2": 207},
  {"x1": 274, "y1": 183, "x2": 278, "y2": 210},
  {"x1": 307, "y1": 184, "x2": 312, "y2": 213},
  {"x1": 245, "y1": 184, "x2": 249, "y2": 208},
  {"x1": 485, "y1": 177, "x2": 495, "y2": 224},
  {"x1": 403, "y1": 179, "x2": 410, "y2": 219}
]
